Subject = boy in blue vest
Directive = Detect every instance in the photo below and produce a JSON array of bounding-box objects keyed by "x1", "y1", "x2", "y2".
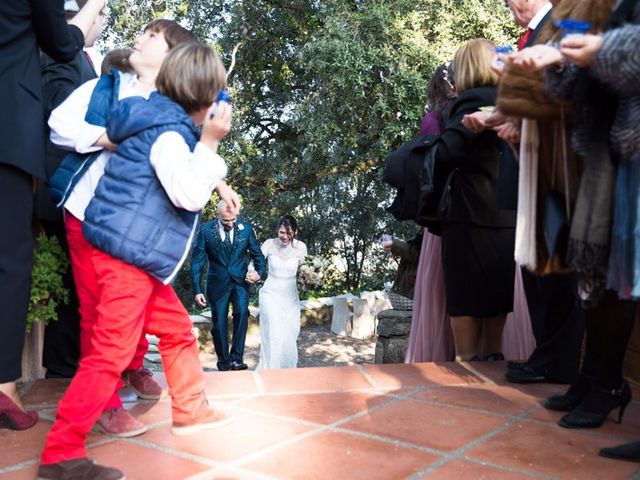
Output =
[{"x1": 39, "y1": 42, "x2": 239, "y2": 480}]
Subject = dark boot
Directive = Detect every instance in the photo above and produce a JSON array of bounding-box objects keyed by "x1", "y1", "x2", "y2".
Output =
[{"x1": 599, "y1": 440, "x2": 640, "y2": 463}]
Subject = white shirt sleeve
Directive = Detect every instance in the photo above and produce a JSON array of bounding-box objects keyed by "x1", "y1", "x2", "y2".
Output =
[
  {"x1": 149, "y1": 131, "x2": 228, "y2": 212},
  {"x1": 48, "y1": 78, "x2": 106, "y2": 153}
]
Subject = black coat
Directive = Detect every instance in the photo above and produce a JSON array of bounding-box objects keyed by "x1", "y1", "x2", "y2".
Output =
[
  {"x1": 0, "y1": 0, "x2": 83, "y2": 179},
  {"x1": 436, "y1": 86, "x2": 516, "y2": 228},
  {"x1": 36, "y1": 50, "x2": 97, "y2": 221}
]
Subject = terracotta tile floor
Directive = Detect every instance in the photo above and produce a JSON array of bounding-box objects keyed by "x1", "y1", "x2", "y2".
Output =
[{"x1": 2, "y1": 362, "x2": 640, "y2": 480}]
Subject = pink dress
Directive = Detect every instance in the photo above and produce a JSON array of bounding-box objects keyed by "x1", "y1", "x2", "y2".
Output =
[{"x1": 404, "y1": 111, "x2": 535, "y2": 362}]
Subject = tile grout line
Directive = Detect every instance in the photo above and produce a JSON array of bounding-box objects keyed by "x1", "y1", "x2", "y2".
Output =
[
  {"x1": 252, "y1": 370, "x2": 266, "y2": 395},
  {"x1": 226, "y1": 394, "x2": 408, "y2": 469},
  {"x1": 356, "y1": 364, "x2": 383, "y2": 389},
  {"x1": 404, "y1": 404, "x2": 561, "y2": 480}
]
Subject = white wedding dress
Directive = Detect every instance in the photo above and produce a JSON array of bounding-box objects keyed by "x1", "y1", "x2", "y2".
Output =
[{"x1": 257, "y1": 238, "x2": 307, "y2": 370}]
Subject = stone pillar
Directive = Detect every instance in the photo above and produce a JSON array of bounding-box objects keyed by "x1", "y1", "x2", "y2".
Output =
[{"x1": 374, "y1": 309, "x2": 412, "y2": 364}]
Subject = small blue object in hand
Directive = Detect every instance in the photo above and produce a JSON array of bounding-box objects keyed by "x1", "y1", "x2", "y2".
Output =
[
  {"x1": 209, "y1": 90, "x2": 231, "y2": 118},
  {"x1": 555, "y1": 19, "x2": 592, "y2": 37}
]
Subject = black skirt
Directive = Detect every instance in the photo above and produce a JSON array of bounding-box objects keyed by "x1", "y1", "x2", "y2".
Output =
[{"x1": 441, "y1": 223, "x2": 516, "y2": 318}]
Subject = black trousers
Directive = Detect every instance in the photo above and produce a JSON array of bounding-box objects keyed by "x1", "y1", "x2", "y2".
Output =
[
  {"x1": 40, "y1": 218, "x2": 81, "y2": 378},
  {"x1": 0, "y1": 164, "x2": 34, "y2": 383},
  {"x1": 521, "y1": 268, "x2": 585, "y2": 382}
]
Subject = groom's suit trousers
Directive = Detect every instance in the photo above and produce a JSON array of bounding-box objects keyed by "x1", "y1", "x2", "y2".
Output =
[{"x1": 211, "y1": 281, "x2": 250, "y2": 370}]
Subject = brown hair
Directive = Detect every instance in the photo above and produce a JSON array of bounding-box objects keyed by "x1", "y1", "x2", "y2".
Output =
[
  {"x1": 100, "y1": 47, "x2": 134, "y2": 75},
  {"x1": 144, "y1": 19, "x2": 198, "y2": 50},
  {"x1": 452, "y1": 38, "x2": 498, "y2": 93},
  {"x1": 156, "y1": 43, "x2": 227, "y2": 113}
]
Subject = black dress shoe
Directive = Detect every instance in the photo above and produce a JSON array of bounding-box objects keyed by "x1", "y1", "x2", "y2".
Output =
[
  {"x1": 599, "y1": 440, "x2": 640, "y2": 463},
  {"x1": 505, "y1": 365, "x2": 546, "y2": 384},
  {"x1": 507, "y1": 360, "x2": 528, "y2": 371},
  {"x1": 229, "y1": 362, "x2": 248, "y2": 371}
]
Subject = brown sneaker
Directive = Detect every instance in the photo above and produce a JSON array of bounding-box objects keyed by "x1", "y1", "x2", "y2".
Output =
[
  {"x1": 94, "y1": 407, "x2": 147, "y2": 438},
  {"x1": 171, "y1": 407, "x2": 233, "y2": 436},
  {"x1": 122, "y1": 367, "x2": 163, "y2": 400},
  {"x1": 37, "y1": 458, "x2": 124, "y2": 480}
]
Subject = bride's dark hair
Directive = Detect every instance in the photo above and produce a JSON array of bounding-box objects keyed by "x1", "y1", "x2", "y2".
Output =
[{"x1": 277, "y1": 215, "x2": 298, "y2": 241}]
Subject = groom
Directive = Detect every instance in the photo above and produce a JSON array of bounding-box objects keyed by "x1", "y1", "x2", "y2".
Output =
[{"x1": 191, "y1": 201, "x2": 266, "y2": 371}]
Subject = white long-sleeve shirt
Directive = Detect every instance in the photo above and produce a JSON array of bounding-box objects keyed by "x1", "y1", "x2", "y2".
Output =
[{"x1": 48, "y1": 71, "x2": 227, "y2": 219}]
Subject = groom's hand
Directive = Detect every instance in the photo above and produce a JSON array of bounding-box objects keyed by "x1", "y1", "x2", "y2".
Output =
[{"x1": 195, "y1": 293, "x2": 207, "y2": 307}]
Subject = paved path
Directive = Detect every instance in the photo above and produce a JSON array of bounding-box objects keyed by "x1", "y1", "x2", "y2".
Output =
[{"x1": 198, "y1": 324, "x2": 376, "y2": 370}]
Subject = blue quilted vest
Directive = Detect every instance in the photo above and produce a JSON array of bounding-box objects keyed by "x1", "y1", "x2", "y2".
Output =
[
  {"x1": 83, "y1": 92, "x2": 200, "y2": 284},
  {"x1": 48, "y1": 69, "x2": 122, "y2": 206}
]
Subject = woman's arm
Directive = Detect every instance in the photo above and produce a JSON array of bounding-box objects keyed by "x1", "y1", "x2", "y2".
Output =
[{"x1": 591, "y1": 25, "x2": 640, "y2": 95}]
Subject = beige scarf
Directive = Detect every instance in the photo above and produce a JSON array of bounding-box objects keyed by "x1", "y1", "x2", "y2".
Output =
[{"x1": 514, "y1": 119, "x2": 539, "y2": 270}]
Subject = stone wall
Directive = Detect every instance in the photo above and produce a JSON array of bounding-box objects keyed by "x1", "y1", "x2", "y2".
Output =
[{"x1": 374, "y1": 309, "x2": 412, "y2": 364}]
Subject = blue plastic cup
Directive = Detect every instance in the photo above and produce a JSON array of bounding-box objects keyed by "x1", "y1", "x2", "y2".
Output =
[{"x1": 556, "y1": 19, "x2": 591, "y2": 37}]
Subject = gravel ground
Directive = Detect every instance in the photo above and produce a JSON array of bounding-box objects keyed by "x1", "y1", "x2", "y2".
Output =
[{"x1": 197, "y1": 323, "x2": 376, "y2": 371}]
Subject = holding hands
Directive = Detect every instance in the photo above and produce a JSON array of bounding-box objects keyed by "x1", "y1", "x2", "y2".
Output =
[{"x1": 245, "y1": 271, "x2": 261, "y2": 284}]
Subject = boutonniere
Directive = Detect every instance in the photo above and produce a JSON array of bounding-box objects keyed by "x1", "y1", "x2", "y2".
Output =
[{"x1": 237, "y1": 224, "x2": 245, "y2": 231}]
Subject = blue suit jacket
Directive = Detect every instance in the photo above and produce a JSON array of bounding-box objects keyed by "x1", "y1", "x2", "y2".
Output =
[{"x1": 191, "y1": 219, "x2": 267, "y2": 302}]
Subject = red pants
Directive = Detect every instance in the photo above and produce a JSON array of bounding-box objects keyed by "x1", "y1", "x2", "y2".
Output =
[
  {"x1": 41, "y1": 249, "x2": 206, "y2": 464},
  {"x1": 64, "y1": 212, "x2": 148, "y2": 410}
]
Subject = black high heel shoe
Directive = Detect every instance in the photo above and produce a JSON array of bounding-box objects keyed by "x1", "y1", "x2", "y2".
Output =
[
  {"x1": 543, "y1": 375, "x2": 593, "y2": 412},
  {"x1": 558, "y1": 380, "x2": 631, "y2": 429}
]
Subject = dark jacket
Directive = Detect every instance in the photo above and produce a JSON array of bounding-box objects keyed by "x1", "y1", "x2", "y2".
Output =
[
  {"x1": 191, "y1": 219, "x2": 267, "y2": 302},
  {"x1": 83, "y1": 92, "x2": 201, "y2": 284},
  {"x1": 37, "y1": 49, "x2": 97, "y2": 221},
  {"x1": 0, "y1": 0, "x2": 83, "y2": 179},
  {"x1": 436, "y1": 86, "x2": 516, "y2": 228}
]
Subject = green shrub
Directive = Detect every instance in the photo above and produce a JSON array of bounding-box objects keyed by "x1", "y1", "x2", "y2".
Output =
[{"x1": 27, "y1": 234, "x2": 69, "y2": 333}]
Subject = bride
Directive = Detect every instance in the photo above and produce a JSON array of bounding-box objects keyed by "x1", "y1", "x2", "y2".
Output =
[{"x1": 255, "y1": 215, "x2": 307, "y2": 369}]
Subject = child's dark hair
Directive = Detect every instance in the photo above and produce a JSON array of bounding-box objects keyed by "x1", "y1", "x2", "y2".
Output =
[
  {"x1": 277, "y1": 215, "x2": 298, "y2": 240},
  {"x1": 426, "y1": 62, "x2": 456, "y2": 129},
  {"x1": 144, "y1": 19, "x2": 198, "y2": 49},
  {"x1": 156, "y1": 43, "x2": 226, "y2": 113},
  {"x1": 100, "y1": 47, "x2": 134, "y2": 76},
  {"x1": 426, "y1": 63, "x2": 456, "y2": 113}
]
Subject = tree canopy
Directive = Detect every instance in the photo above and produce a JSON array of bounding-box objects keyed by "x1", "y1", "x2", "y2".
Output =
[{"x1": 101, "y1": 0, "x2": 519, "y2": 308}]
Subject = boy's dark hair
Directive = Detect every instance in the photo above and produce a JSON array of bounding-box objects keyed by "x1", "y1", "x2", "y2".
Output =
[
  {"x1": 144, "y1": 19, "x2": 199, "y2": 49},
  {"x1": 156, "y1": 43, "x2": 226, "y2": 113},
  {"x1": 100, "y1": 47, "x2": 134, "y2": 76}
]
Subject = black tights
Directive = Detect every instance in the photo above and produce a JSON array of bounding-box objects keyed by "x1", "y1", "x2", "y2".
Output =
[{"x1": 580, "y1": 291, "x2": 636, "y2": 389}]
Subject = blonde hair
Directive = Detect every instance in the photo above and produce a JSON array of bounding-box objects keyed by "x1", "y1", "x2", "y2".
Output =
[
  {"x1": 452, "y1": 38, "x2": 498, "y2": 93},
  {"x1": 156, "y1": 43, "x2": 227, "y2": 113}
]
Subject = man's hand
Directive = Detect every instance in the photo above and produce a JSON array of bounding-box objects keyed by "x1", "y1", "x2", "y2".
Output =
[
  {"x1": 195, "y1": 293, "x2": 207, "y2": 307},
  {"x1": 511, "y1": 44, "x2": 564, "y2": 72},
  {"x1": 215, "y1": 181, "x2": 240, "y2": 214},
  {"x1": 559, "y1": 34, "x2": 603, "y2": 68}
]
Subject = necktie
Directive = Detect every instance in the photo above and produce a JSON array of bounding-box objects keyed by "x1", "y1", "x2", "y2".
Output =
[
  {"x1": 517, "y1": 27, "x2": 533, "y2": 51},
  {"x1": 223, "y1": 229, "x2": 231, "y2": 246}
]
